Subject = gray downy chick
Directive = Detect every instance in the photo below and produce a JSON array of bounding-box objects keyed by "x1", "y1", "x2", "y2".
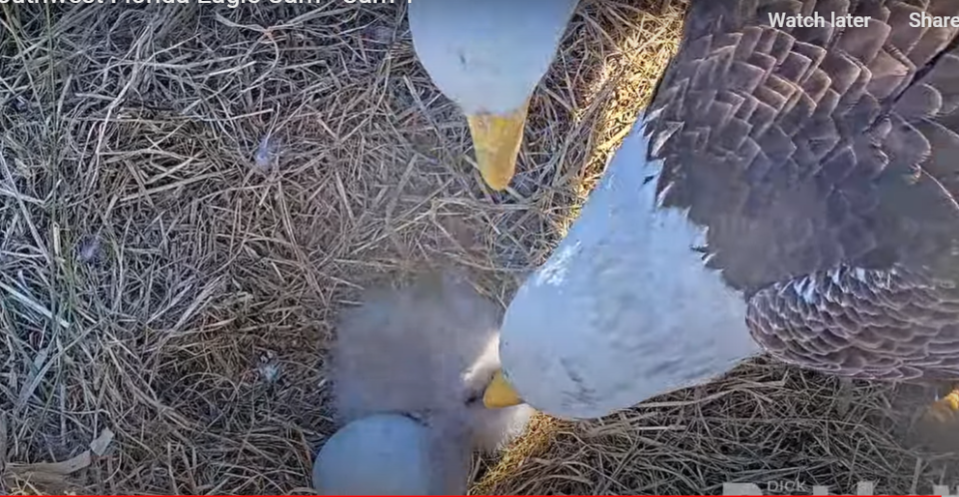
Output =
[{"x1": 313, "y1": 271, "x2": 534, "y2": 495}]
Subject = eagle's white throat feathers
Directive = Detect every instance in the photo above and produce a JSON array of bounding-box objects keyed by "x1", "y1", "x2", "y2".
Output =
[{"x1": 499, "y1": 116, "x2": 763, "y2": 419}]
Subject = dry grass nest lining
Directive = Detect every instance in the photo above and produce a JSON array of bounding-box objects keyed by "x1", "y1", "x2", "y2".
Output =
[{"x1": 2, "y1": 0, "x2": 959, "y2": 494}]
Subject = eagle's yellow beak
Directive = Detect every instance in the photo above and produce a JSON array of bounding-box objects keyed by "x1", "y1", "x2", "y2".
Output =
[
  {"x1": 483, "y1": 369, "x2": 524, "y2": 408},
  {"x1": 465, "y1": 101, "x2": 530, "y2": 191}
]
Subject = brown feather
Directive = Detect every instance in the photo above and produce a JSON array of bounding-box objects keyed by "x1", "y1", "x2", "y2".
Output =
[{"x1": 645, "y1": 0, "x2": 959, "y2": 379}]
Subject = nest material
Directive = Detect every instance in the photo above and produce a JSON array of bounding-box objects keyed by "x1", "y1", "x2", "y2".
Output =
[{"x1": 2, "y1": 0, "x2": 959, "y2": 494}]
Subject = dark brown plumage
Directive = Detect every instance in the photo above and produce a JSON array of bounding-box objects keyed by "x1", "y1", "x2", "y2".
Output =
[{"x1": 643, "y1": 0, "x2": 959, "y2": 382}]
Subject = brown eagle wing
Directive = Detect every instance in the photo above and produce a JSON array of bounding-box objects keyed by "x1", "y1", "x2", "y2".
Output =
[{"x1": 643, "y1": 0, "x2": 959, "y2": 380}]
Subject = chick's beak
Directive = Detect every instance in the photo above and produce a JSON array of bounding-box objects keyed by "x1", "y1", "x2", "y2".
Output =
[
  {"x1": 465, "y1": 101, "x2": 530, "y2": 191},
  {"x1": 483, "y1": 370, "x2": 524, "y2": 408}
]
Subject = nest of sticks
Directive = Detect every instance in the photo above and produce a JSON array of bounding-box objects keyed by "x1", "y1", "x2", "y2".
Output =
[{"x1": 2, "y1": 0, "x2": 959, "y2": 494}]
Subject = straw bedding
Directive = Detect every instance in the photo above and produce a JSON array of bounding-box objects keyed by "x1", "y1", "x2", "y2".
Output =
[{"x1": 2, "y1": 0, "x2": 959, "y2": 494}]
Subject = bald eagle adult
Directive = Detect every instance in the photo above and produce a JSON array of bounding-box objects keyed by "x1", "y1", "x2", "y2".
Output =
[
  {"x1": 408, "y1": 0, "x2": 579, "y2": 190},
  {"x1": 412, "y1": 0, "x2": 959, "y2": 425}
]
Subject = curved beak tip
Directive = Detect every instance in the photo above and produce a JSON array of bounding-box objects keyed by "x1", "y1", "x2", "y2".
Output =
[
  {"x1": 481, "y1": 170, "x2": 511, "y2": 192},
  {"x1": 483, "y1": 370, "x2": 523, "y2": 409},
  {"x1": 465, "y1": 103, "x2": 530, "y2": 192}
]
